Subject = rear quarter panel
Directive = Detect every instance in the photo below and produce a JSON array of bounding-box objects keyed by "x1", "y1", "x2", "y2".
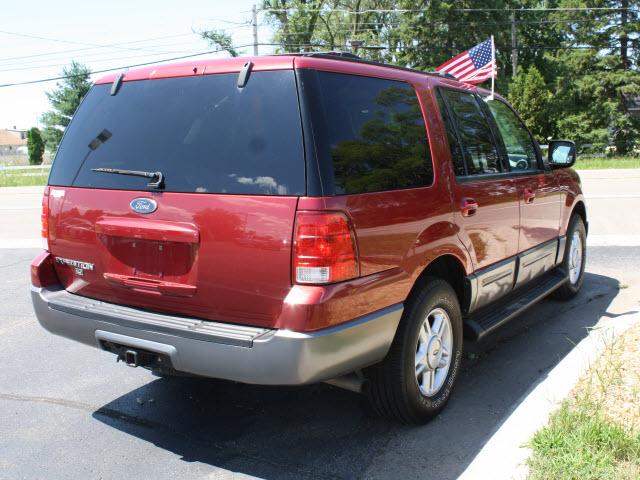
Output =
[{"x1": 290, "y1": 78, "x2": 473, "y2": 330}]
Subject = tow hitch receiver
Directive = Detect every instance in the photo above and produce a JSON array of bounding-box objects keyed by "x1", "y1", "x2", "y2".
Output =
[
  {"x1": 124, "y1": 350, "x2": 138, "y2": 367},
  {"x1": 101, "y1": 341, "x2": 170, "y2": 370}
]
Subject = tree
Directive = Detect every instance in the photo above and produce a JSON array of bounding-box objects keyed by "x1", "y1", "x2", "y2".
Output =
[
  {"x1": 262, "y1": 0, "x2": 325, "y2": 53},
  {"x1": 548, "y1": 0, "x2": 640, "y2": 153},
  {"x1": 262, "y1": 0, "x2": 399, "y2": 61},
  {"x1": 26, "y1": 127, "x2": 45, "y2": 165},
  {"x1": 508, "y1": 66, "x2": 555, "y2": 140},
  {"x1": 40, "y1": 61, "x2": 92, "y2": 152},
  {"x1": 200, "y1": 29, "x2": 239, "y2": 57},
  {"x1": 263, "y1": 0, "x2": 640, "y2": 154}
]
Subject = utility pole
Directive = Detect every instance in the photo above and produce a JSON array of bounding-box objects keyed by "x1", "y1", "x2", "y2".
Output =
[
  {"x1": 252, "y1": 4, "x2": 259, "y2": 56},
  {"x1": 511, "y1": 12, "x2": 518, "y2": 77}
]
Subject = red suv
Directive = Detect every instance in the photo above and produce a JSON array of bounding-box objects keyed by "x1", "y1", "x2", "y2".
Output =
[{"x1": 31, "y1": 53, "x2": 587, "y2": 424}]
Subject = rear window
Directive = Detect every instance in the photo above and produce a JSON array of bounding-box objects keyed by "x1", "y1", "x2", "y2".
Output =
[
  {"x1": 301, "y1": 71, "x2": 433, "y2": 195},
  {"x1": 49, "y1": 70, "x2": 305, "y2": 195}
]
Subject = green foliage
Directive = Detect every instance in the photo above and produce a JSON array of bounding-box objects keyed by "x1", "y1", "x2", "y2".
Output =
[
  {"x1": 508, "y1": 66, "x2": 554, "y2": 141},
  {"x1": 263, "y1": 0, "x2": 640, "y2": 155},
  {"x1": 553, "y1": 51, "x2": 640, "y2": 153},
  {"x1": 0, "y1": 168, "x2": 49, "y2": 187},
  {"x1": 575, "y1": 156, "x2": 640, "y2": 169},
  {"x1": 548, "y1": 1, "x2": 640, "y2": 154},
  {"x1": 26, "y1": 127, "x2": 45, "y2": 165},
  {"x1": 262, "y1": 0, "x2": 402, "y2": 61},
  {"x1": 528, "y1": 401, "x2": 640, "y2": 480},
  {"x1": 201, "y1": 29, "x2": 239, "y2": 57},
  {"x1": 40, "y1": 61, "x2": 92, "y2": 152}
]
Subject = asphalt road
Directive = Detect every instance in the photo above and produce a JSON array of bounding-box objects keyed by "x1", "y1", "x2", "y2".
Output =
[{"x1": 1, "y1": 170, "x2": 640, "y2": 480}]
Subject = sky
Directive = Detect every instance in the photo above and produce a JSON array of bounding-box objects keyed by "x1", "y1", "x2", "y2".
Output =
[{"x1": 0, "y1": 0, "x2": 276, "y2": 129}]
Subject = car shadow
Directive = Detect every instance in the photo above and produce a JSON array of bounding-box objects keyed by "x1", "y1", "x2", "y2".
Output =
[{"x1": 92, "y1": 272, "x2": 627, "y2": 480}]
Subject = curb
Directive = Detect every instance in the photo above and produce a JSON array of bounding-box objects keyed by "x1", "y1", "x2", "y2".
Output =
[{"x1": 458, "y1": 310, "x2": 640, "y2": 480}]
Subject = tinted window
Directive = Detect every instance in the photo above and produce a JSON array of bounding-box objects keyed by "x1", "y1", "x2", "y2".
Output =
[
  {"x1": 486, "y1": 100, "x2": 538, "y2": 171},
  {"x1": 49, "y1": 71, "x2": 305, "y2": 195},
  {"x1": 306, "y1": 71, "x2": 432, "y2": 194},
  {"x1": 441, "y1": 89, "x2": 502, "y2": 176},
  {"x1": 435, "y1": 89, "x2": 466, "y2": 176}
]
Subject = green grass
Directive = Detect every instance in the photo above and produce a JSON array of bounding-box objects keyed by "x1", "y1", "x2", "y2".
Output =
[
  {"x1": 528, "y1": 401, "x2": 640, "y2": 480},
  {"x1": 0, "y1": 170, "x2": 49, "y2": 187},
  {"x1": 0, "y1": 155, "x2": 637, "y2": 188},
  {"x1": 528, "y1": 331, "x2": 640, "y2": 480},
  {"x1": 575, "y1": 156, "x2": 640, "y2": 170}
]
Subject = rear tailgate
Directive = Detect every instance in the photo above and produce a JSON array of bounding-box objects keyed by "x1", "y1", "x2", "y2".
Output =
[
  {"x1": 45, "y1": 67, "x2": 304, "y2": 329},
  {"x1": 48, "y1": 188, "x2": 297, "y2": 327}
]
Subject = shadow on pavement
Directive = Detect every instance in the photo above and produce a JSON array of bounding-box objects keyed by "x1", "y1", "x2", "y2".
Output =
[{"x1": 93, "y1": 272, "x2": 626, "y2": 480}]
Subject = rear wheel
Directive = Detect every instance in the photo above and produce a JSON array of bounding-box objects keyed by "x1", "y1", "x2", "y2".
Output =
[
  {"x1": 366, "y1": 277, "x2": 463, "y2": 424},
  {"x1": 553, "y1": 214, "x2": 587, "y2": 300}
]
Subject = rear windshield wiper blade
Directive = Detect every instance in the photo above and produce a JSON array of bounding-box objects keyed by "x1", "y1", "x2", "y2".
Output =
[{"x1": 91, "y1": 167, "x2": 164, "y2": 189}]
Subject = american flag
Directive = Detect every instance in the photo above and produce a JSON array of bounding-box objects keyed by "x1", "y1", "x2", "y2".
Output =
[{"x1": 436, "y1": 38, "x2": 496, "y2": 84}]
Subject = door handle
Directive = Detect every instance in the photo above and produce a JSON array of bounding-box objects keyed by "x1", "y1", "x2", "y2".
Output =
[
  {"x1": 460, "y1": 197, "x2": 478, "y2": 217},
  {"x1": 103, "y1": 273, "x2": 197, "y2": 297},
  {"x1": 523, "y1": 188, "x2": 536, "y2": 204}
]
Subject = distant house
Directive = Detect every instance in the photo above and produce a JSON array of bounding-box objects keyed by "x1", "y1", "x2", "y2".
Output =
[{"x1": 0, "y1": 128, "x2": 28, "y2": 155}]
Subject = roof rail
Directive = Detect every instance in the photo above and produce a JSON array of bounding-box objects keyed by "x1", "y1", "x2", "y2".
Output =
[
  {"x1": 298, "y1": 52, "x2": 458, "y2": 82},
  {"x1": 305, "y1": 51, "x2": 362, "y2": 60},
  {"x1": 429, "y1": 71, "x2": 457, "y2": 80}
]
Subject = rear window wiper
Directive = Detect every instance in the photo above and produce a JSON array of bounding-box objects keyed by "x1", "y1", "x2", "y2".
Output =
[{"x1": 91, "y1": 167, "x2": 164, "y2": 189}]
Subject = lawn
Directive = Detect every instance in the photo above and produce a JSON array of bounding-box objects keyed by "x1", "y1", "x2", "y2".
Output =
[
  {"x1": 0, "y1": 156, "x2": 639, "y2": 188},
  {"x1": 527, "y1": 323, "x2": 640, "y2": 480},
  {"x1": 575, "y1": 156, "x2": 640, "y2": 170},
  {"x1": 0, "y1": 169, "x2": 50, "y2": 187}
]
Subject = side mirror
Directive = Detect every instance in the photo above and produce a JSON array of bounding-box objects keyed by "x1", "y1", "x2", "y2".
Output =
[{"x1": 548, "y1": 140, "x2": 576, "y2": 169}]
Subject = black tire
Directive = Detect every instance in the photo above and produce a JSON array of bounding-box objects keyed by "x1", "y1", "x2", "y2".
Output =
[
  {"x1": 553, "y1": 214, "x2": 587, "y2": 300},
  {"x1": 365, "y1": 277, "x2": 463, "y2": 424}
]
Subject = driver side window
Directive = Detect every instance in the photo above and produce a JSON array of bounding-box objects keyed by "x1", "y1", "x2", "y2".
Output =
[{"x1": 486, "y1": 100, "x2": 538, "y2": 171}]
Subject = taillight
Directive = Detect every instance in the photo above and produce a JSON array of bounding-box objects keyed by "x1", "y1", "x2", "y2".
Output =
[
  {"x1": 31, "y1": 251, "x2": 58, "y2": 288},
  {"x1": 41, "y1": 186, "x2": 50, "y2": 249},
  {"x1": 293, "y1": 211, "x2": 359, "y2": 284}
]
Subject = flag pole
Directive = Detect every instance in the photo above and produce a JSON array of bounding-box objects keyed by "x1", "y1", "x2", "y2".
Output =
[{"x1": 489, "y1": 35, "x2": 495, "y2": 100}]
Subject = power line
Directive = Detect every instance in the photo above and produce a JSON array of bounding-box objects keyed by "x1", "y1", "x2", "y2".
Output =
[
  {"x1": 0, "y1": 29, "x2": 200, "y2": 58},
  {"x1": 0, "y1": 46, "x2": 254, "y2": 88},
  {"x1": 0, "y1": 43, "x2": 321, "y2": 88},
  {"x1": 0, "y1": 40, "x2": 211, "y2": 69},
  {"x1": 206, "y1": 17, "x2": 252, "y2": 26},
  {"x1": 292, "y1": 18, "x2": 632, "y2": 27},
  {"x1": 0, "y1": 49, "x2": 213, "y2": 73},
  {"x1": 260, "y1": 7, "x2": 640, "y2": 14},
  {"x1": 0, "y1": 32, "x2": 197, "y2": 63},
  {"x1": 1, "y1": 33, "x2": 634, "y2": 89}
]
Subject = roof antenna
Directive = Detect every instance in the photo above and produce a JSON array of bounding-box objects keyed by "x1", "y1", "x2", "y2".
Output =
[
  {"x1": 237, "y1": 61, "x2": 253, "y2": 88},
  {"x1": 110, "y1": 72, "x2": 125, "y2": 96}
]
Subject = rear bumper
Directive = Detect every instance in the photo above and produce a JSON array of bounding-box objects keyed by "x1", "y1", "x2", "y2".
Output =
[{"x1": 31, "y1": 286, "x2": 403, "y2": 385}]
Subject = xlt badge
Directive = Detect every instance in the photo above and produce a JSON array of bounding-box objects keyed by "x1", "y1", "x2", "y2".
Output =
[{"x1": 55, "y1": 257, "x2": 95, "y2": 276}]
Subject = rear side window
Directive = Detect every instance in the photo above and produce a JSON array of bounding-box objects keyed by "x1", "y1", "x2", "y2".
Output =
[
  {"x1": 440, "y1": 89, "x2": 502, "y2": 176},
  {"x1": 304, "y1": 71, "x2": 433, "y2": 195},
  {"x1": 49, "y1": 71, "x2": 305, "y2": 195},
  {"x1": 435, "y1": 90, "x2": 466, "y2": 176}
]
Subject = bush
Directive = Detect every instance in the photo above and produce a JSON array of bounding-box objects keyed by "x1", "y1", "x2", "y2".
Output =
[{"x1": 26, "y1": 127, "x2": 45, "y2": 165}]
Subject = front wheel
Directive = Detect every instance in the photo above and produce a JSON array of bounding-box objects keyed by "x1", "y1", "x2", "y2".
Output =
[
  {"x1": 553, "y1": 214, "x2": 587, "y2": 300},
  {"x1": 365, "y1": 277, "x2": 463, "y2": 424}
]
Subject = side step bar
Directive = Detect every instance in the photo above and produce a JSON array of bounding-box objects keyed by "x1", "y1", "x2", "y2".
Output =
[{"x1": 464, "y1": 269, "x2": 568, "y2": 341}]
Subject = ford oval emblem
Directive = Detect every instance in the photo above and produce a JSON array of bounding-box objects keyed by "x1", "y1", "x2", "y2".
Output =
[{"x1": 130, "y1": 197, "x2": 157, "y2": 214}]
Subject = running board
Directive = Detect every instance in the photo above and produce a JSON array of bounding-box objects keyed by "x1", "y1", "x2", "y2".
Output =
[{"x1": 464, "y1": 269, "x2": 568, "y2": 341}]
